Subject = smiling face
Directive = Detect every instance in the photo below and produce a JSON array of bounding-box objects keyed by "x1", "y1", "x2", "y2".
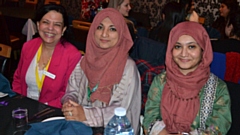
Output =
[
  {"x1": 117, "y1": 0, "x2": 131, "y2": 16},
  {"x1": 94, "y1": 17, "x2": 119, "y2": 49},
  {"x1": 172, "y1": 35, "x2": 202, "y2": 75},
  {"x1": 37, "y1": 10, "x2": 66, "y2": 46},
  {"x1": 219, "y1": 3, "x2": 230, "y2": 18}
]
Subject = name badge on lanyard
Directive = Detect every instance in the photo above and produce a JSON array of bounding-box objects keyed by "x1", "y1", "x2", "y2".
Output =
[{"x1": 43, "y1": 70, "x2": 56, "y2": 79}]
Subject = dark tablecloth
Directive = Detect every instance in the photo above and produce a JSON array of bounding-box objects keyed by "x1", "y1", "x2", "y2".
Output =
[{"x1": 0, "y1": 94, "x2": 63, "y2": 135}]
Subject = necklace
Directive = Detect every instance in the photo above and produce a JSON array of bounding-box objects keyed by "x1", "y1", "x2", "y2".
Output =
[{"x1": 38, "y1": 57, "x2": 51, "y2": 69}]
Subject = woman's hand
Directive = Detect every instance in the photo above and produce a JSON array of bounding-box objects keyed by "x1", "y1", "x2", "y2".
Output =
[
  {"x1": 158, "y1": 128, "x2": 167, "y2": 135},
  {"x1": 62, "y1": 100, "x2": 86, "y2": 121}
]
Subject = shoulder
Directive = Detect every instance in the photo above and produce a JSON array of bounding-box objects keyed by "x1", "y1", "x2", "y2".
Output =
[
  {"x1": 58, "y1": 42, "x2": 81, "y2": 59},
  {"x1": 61, "y1": 42, "x2": 80, "y2": 52},
  {"x1": 211, "y1": 73, "x2": 227, "y2": 88},
  {"x1": 71, "y1": 62, "x2": 85, "y2": 78},
  {"x1": 126, "y1": 57, "x2": 137, "y2": 66},
  {"x1": 210, "y1": 73, "x2": 229, "y2": 96},
  {"x1": 123, "y1": 57, "x2": 140, "y2": 77},
  {"x1": 23, "y1": 37, "x2": 41, "y2": 47},
  {"x1": 21, "y1": 37, "x2": 42, "y2": 52},
  {"x1": 154, "y1": 71, "x2": 167, "y2": 85},
  {"x1": 216, "y1": 76, "x2": 228, "y2": 92},
  {"x1": 124, "y1": 57, "x2": 138, "y2": 72}
]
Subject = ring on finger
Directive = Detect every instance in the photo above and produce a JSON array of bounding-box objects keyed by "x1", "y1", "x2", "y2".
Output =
[{"x1": 68, "y1": 111, "x2": 73, "y2": 116}]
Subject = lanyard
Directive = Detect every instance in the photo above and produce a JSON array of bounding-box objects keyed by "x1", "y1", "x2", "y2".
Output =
[{"x1": 35, "y1": 44, "x2": 51, "y2": 92}]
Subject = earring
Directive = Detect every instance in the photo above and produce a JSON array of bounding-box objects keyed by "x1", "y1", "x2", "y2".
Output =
[{"x1": 62, "y1": 33, "x2": 64, "y2": 36}]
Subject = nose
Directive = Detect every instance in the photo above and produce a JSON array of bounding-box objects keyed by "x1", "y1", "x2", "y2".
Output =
[
  {"x1": 48, "y1": 23, "x2": 54, "y2": 30},
  {"x1": 128, "y1": 5, "x2": 131, "y2": 10},
  {"x1": 181, "y1": 47, "x2": 188, "y2": 57},
  {"x1": 101, "y1": 28, "x2": 108, "y2": 37},
  {"x1": 219, "y1": 7, "x2": 222, "y2": 12}
]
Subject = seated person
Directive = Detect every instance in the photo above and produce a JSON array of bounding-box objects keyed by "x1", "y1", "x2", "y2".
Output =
[
  {"x1": 12, "y1": 4, "x2": 81, "y2": 108},
  {"x1": 108, "y1": 0, "x2": 137, "y2": 41},
  {"x1": 61, "y1": 8, "x2": 141, "y2": 135},
  {"x1": 212, "y1": 0, "x2": 239, "y2": 39},
  {"x1": 149, "y1": 1, "x2": 186, "y2": 44},
  {"x1": 179, "y1": 0, "x2": 199, "y2": 22},
  {"x1": 143, "y1": 21, "x2": 231, "y2": 135},
  {"x1": 211, "y1": 10, "x2": 240, "y2": 54}
]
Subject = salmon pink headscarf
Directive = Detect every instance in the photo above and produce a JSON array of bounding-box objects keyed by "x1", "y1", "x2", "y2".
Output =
[
  {"x1": 161, "y1": 21, "x2": 213, "y2": 133},
  {"x1": 80, "y1": 8, "x2": 133, "y2": 104}
]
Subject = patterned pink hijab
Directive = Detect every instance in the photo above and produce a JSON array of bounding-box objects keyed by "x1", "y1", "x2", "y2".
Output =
[
  {"x1": 80, "y1": 8, "x2": 133, "y2": 104},
  {"x1": 161, "y1": 21, "x2": 213, "y2": 133}
]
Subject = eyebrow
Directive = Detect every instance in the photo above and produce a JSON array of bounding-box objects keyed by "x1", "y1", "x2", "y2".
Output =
[
  {"x1": 176, "y1": 41, "x2": 197, "y2": 45},
  {"x1": 99, "y1": 23, "x2": 115, "y2": 27},
  {"x1": 42, "y1": 19, "x2": 63, "y2": 24}
]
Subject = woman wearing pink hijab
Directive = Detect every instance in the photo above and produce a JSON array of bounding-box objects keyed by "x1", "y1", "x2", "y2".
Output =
[
  {"x1": 143, "y1": 21, "x2": 231, "y2": 135},
  {"x1": 61, "y1": 8, "x2": 141, "y2": 134}
]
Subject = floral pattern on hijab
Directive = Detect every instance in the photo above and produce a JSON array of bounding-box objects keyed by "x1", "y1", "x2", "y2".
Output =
[
  {"x1": 80, "y1": 8, "x2": 133, "y2": 104},
  {"x1": 161, "y1": 21, "x2": 213, "y2": 133}
]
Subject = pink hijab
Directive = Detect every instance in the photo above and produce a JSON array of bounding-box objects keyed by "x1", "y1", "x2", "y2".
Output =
[
  {"x1": 80, "y1": 8, "x2": 133, "y2": 104},
  {"x1": 161, "y1": 21, "x2": 213, "y2": 133}
]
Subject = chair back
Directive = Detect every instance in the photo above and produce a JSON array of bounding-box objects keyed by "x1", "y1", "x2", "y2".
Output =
[
  {"x1": 44, "y1": 0, "x2": 60, "y2": 4},
  {"x1": 0, "y1": 44, "x2": 12, "y2": 73},
  {"x1": 199, "y1": 17, "x2": 205, "y2": 24},
  {"x1": 225, "y1": 52, "x2": 240, "y2": 84},
  {"x1": 72, "y1": 20, "x2": 91, "y2": 49},
  {"x1": 210, "y1": 52, "x2": 226, "y2": 80},
  {"x1": 24, "y1": 0, "x2": 38, "y2": 9},
  {"x1": 25, "y1": 0, "x2": 38, "y2": 4},
  {"x1": 211, "y1": 52, "x2": 240, "y2": 84},
  {"x1": 72, "y1": 20, "x2": 91, "y2": 28}
]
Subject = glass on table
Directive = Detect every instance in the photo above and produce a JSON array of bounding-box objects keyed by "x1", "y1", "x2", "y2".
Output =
[{"x1": 12, "y1": 108, "x2": 28, "y2": 135}]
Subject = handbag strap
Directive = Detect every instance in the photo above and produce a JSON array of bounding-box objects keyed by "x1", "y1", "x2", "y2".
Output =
[{"x1": 200, "y1": 73, "x2": 218, "y2": 130}]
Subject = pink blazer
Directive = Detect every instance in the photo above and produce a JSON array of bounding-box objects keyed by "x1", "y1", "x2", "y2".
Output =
[{"x1": 12, "y1": 37, "x2": 81, "y2": 108}]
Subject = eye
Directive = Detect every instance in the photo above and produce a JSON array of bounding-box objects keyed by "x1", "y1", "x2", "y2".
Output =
[
  {"x1": 174, "y1": 44, "x2": 181, "y2": 49},
  {"x1": 189, "y1": 45, "x2": 196, "y2": 49},
  {"x1": 42, "y1": 20, "x2": 49, "y2": 24},
  {"x1": 97, "y1": 25, "x2": 103, "y2": 30},
  {"x1": 109, "y1": 27, "x2": 117, "y2": 31},
  {"x1": 188, "y1": 43, "x2": 198, "y2": 49},
  {"x1": 54, "y1": 23, "x2": 62, "y2": 27}
]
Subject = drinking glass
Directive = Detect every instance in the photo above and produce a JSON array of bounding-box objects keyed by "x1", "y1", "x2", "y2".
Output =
[{"x1": 12, "y1": 108, "x2": 28, "y2": 135}]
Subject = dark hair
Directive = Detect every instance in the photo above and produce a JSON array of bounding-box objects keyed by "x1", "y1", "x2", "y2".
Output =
[
  {"x1": 221, "y1": 0, "x2": 239, "y2": 20},
  {"x1": 228, "y1": 10, "x2": 240, "y2": 38},
  {"x1": 35, "y1": 4, "x2": 69, "y2": 44},
  {"x1": 149, "y1": 2, "x2": 186, "y2": 44},
  {"x1": 179, "y1": 0, "x2": 193, "y2": 13},
  {"x1": 212, "y1": 0, "x2": 240, "y2": 39}
]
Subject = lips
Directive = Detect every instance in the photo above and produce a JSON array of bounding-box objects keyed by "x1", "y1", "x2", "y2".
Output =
[
  {"x1": 179, "y1": 58, "x2": 191, "y2": 63},
  {"x1": 44, "y1": 32, "x2": 55, "y2": 37},
  {"x1": 100, "y1": 39, "x2": 109, "y2": 43}
]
